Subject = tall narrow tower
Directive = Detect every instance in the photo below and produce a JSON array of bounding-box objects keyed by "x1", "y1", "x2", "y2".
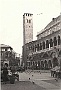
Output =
[{"x1": 23, "y1": 13, "x2": 33, "y2": 45}]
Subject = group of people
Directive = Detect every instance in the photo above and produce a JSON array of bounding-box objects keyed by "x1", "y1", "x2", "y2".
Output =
[
  {"x1": 1, "y1": 64, "x2": 16, "y2": 84},
  {"x1": 1, "y1": 64, "x2": 8, "y2": 84}
]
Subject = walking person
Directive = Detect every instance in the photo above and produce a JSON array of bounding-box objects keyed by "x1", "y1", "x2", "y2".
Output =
[{"x1": 3, "y1": 64, "x2": 8, "y2": 84}]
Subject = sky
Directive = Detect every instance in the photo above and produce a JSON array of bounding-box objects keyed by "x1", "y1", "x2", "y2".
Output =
[{"x1": 0, "y1": 0, "x2": 61, "y2": 55}]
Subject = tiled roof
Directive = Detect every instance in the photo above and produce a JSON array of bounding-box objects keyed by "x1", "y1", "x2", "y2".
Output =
[
  {"x1": 0, "y1": 44, "x2": 12, "y2": 49},
  {"x1": 44, "y1": 14, "x2": 61, "y2": 30},
  {"x1": 37, "y1": 14, "x2": 61, "y2": 35}
]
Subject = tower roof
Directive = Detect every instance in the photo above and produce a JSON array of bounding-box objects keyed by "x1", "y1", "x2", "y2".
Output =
[{"x1": 23, "y1": 13, "x2": 33, "y2": 16}]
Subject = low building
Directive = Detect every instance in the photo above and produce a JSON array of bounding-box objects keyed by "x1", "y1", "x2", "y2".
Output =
[
  {"x1": 22, "y1": 14, "x2": 61, "y2": 70},
  {"x1": 0, "y1": 44, "x2": 20, "y2": 68}
]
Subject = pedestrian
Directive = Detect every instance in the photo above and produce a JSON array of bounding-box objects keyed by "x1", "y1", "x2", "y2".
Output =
[
  {"x1": 3, "y1": 64, "x2": 8, "y2": 84},
  {"x1": 11, "y1": 65, "x2": 16, "y2": 74}
]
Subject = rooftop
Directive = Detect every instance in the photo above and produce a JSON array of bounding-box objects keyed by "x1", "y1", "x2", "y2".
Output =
[
  {"x1": 0, "y1": 44, "x2": 12, "y2": 49},
  {"x1": 37, "y1": 14, "x2": 61, "y2": 36}
]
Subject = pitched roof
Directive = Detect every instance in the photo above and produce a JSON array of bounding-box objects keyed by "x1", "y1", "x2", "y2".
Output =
[
  {"x1": 44, "y1": 14, "x2": 61, "y2": 30},
  {"x1": 0, "y1": 44, "x2": 12, "y2": 49},
  {"x1": 37, "y1": 14, "x2": 61, "y2": 35}
]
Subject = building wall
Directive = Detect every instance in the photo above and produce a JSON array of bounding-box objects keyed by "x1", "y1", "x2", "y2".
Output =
[
  {"x1": 23, "y1": 13, "x2": 33, "y2": 45},
  {"x1": 22, "y1": 14, "x2": 61, "y2": 70},
  {"x1": 1, "y1": 44, "x2": 13, "y2": 67},
  {"x1": 0, "y1": 44, "x2": 20, "y2": 68}
]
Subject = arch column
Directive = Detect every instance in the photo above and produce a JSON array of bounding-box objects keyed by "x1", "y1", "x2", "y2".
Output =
[
  {"x1": 41, "y1": 61, "x2": 44, "y2": 69},
  {"x1": 48, "y1": 60, "x2": 52, "y2": 69},
  {"x1": 44, "y1": 60, "x2": 48, "y2": 70}
]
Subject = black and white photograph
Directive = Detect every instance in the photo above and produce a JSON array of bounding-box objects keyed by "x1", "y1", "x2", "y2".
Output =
[{"x1": 0, "y1": 0, "x2": 61, "y2": 90}]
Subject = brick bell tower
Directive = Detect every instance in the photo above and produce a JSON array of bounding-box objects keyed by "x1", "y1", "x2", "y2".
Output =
[{"x1": 23, "y1": 13, "x2": 33, "y2": 45}]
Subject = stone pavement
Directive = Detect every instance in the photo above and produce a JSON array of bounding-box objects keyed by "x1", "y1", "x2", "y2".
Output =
[
  {"x1": 19, "y1": 71, "x2": 55, "y2": 81},
  {"x1": 1, "y1": 71, "x2": 61, "y2": 90},
  {"x1": 19, "y1": 71, "x2": 61, "y2": 90},
  {"x1": 1, "y1": 81, "x2": 46, "y2": 90},
  {"x1": 33, "y1": 80, "x2": 61, "y2": 90}
]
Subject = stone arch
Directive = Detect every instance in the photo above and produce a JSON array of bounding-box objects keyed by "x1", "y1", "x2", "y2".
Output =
[
  {"x1": 41, "y1": 61, "x2": 44, "y2": 69},
  {"x1": 54, "y1": 37, "x2": 57, "y2": 46},
  {"x1": 44, "y1": 60, "x2": 48, "y2": 70},
  {"x1": 33, "y1": 61, "x2": 34, "y2": 65},
  {"x1": 43, "y1": 52, "x2": 49, "y2": 58},
  {"x1": 50, "y1": 38, "x2": 53, "y2": 47},
  {"x1": 58, "y1": 35, "x2": 60, "y2": 45},
  {"x1": 48, "y1": 60, "x2": 52, "y2": 69},
  {"x1": 53, "y1": 57, "x2": 58, "y2": 67},
  {"x1": 34, "y1": 61, "x2": 37, "y2": 69},
  {"x1": 59, "y1": 50, "x2": 61, "y2": 56},
  {"x1": 38, "y1": 61, "x2": 40, "y2": 69},
  {"x1": 50, "y1": 52, "x2": 55, "y2": 58},
  {"x1": 43, "y1": 41, "x2": 45, "y2": 49},
  {"x1": 46, "y1": 40, "x2": 49, "y2": 48},
  {"x1": 4, "y1": 63, "x2": 8, "y2": 67}
]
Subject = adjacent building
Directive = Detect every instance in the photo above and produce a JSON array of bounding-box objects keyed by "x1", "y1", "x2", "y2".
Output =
[
  {"x1": 0, "y1": 44, "x2": 20, "y2": 68},
  {"x1": 22, "y1": 14, "x2": 61, "y2": 70}
]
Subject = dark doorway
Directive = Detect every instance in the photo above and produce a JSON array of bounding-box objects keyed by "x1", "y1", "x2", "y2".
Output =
[
  {"x1": 4, "y1": 63, "x2": 8, "y2": 67},
  {"x1": 41, "y1": 61, "x2": 44, "y2": 69},
  {"x1": 53, "y1": 57, "x2": 58, "y2": 67},
  {"x1": 44, "y1": 60, "x2": 48, "y2": 70},
  {"x1": 38, "y1": 61, "x2": 40, "y2": 69},
  {"x1": 48, "y1": 60, "x2": 52, "y2": 69}
]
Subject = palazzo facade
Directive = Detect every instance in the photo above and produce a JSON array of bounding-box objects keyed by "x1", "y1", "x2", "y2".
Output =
[{"x1": 22, "y1": 14, "x2": 61, "y2": 70}]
